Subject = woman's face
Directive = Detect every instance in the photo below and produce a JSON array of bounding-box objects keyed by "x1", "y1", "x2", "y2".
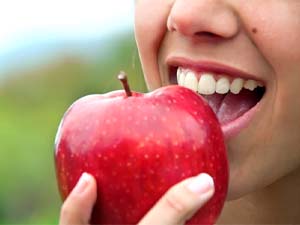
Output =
[{"x1": 135, "y1": 0, "x2": 300, "y2": 200}]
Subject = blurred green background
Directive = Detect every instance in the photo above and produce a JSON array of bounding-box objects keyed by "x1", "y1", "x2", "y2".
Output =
[{"x1": 0, "y1": 1, "x2": 146, "y2": 224}]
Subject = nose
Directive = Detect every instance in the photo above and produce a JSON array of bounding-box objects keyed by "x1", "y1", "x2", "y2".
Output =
[{"x1": 167, "y1": 0, "x2": 239, "y2": 39}]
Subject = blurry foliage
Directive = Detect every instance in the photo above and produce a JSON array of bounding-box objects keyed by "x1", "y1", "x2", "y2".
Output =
[{"x1": 0, "y1": 31, "x2": 146, "y2": 224}]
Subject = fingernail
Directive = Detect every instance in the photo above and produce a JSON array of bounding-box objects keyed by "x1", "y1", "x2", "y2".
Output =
[
  {"x1": 73, "y1": 172, "x2": 91, "y2": 194},
  {"x1": 186, "y1": 173, "x2": 214, "y2": 194}
]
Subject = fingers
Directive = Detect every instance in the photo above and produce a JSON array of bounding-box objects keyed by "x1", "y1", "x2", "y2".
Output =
[
  {"x1": 59, "y1": 173, "x2": 97, "y2": 225},
  {"x1": 138, "y1": 173, "x2": 215, "y2": 225}
]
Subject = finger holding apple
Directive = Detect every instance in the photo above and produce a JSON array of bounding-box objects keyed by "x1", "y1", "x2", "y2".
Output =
[
  {"x1": 55, "y1": 73, "x2": 228, "y2": 224},
  {"x1": 139, "y1": 173, "x2": 215, "y2": 225},
  {"x1": 59, "y1": 172, "x2": 214, "y2": 225},
  {"x1": 59, "y1": 173, "x2": 97, "y2": 225}
]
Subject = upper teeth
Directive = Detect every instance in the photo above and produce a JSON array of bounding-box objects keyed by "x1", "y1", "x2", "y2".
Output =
[{"x1": 177, "y1": 67, "x2": 264, "y2": 95}]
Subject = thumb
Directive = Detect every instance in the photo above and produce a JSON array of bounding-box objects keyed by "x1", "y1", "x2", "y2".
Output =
[
  {"x1": 139, "y1": 173, "x2": 215, "y2": 225},
  {"x1": 59, "y1": 173, "x2": 97, "y2": 225}
]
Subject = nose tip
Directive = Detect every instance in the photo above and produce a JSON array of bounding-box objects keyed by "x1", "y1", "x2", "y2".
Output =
[{"x1": 167, "y1": 0, "x2": 239, "y2": 39}]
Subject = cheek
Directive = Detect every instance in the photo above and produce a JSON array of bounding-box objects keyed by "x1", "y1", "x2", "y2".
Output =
[
  {"x1": 242, "y1": 2, "x2": 300, "y2": 69},
  {"x1": 135, "y1": 0, "x2": 173, "y2": 90},
  {"x1": 242, "y1": 1, "x2": 300, "y2": 117},
  {"x1": 227, "y1": 2, "x2": 300, "y2": 199},
  {"x1": 251, "y1": 3, "x2": 300, "y2": 126}
]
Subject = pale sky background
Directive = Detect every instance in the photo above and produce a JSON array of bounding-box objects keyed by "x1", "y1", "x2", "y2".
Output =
[{"x1": 0, "y1": 0, "x2": 134, "y2": 72}]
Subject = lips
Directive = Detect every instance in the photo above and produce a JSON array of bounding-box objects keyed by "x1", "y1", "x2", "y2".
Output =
[{"x1": 167, "y1": 59, "x2": 266, "y2": 139}]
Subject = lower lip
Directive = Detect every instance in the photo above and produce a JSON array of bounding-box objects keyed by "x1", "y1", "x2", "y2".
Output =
[{"x1": 221, "y1": 98, "x2": 264, "y2": 140}]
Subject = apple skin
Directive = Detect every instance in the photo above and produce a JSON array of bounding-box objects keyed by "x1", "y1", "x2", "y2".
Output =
[{"x1": 55, "y1": 85, "x2": 228, "y2": 225}]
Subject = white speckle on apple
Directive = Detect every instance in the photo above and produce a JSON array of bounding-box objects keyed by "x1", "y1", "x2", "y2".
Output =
[
  {"x1": 166, "y1": 107, "x2": 171, "y2": 112},
  {"x1": 200, "y1": 119, "x2": 204, "y2": 124},
  {"x1": 144, "y1": 154, "x2": 149, "y2": 159},
  {"x1": 172, "y1": 99, "x2": 177, "y2": 103},
  {"x1": 105, "y1": 119, "x2": 111, "y2": 124},
  {"x1": 103, "y1": 156, "x2": 108, "y2": 161},
  {"x1": 101, "y1": 131, "x2": 107, "y2": 136},
  {"x1": 193, "y1": 145, "x2": 197, "y2": 152},
  {"x1": 193, "y1": 111, "x2": 198, "y2": 116},
  {"x1": 113, "y1": 144, "x2": 117, "y2": 149},
  {"x1": 97, "y1": 154, "x2": 102, "y2": 158},
  {"x1": 127, "y1": 162, "x2": 132, "y2": 167},
  {"x1": 144, "y1": 116, "x2": 148, "y2": 121},
  {"x1": 193, "y1": 100, "x2": 198, "y2": 105},
  {"x1": 155, "y1": 154, "x2": 160, "y2": 159},
  {"x1": 185, "y1": 154, "x2": 190, "y2": 159},
  {"x1": 62, "y1": 185, "x2": 68, "y2": 193},
  {"x1": 156, "y1": 140, "x2": 161, "y2": 145},
  {"x1": 162, "y1": 117, "x2": 167, "y2": 122},
  {"x1": 175, "y1": 154, "x2": 179, "y2": 159},
  {"x1": 138, "y1": 142, "x2": 145, "y2": 148},
  {"x1": 181, "y1": 172, "x2": 186, "y2": 178},
  {"x1": 173, "y1": 141, "x2": 179, "y2": 147}
]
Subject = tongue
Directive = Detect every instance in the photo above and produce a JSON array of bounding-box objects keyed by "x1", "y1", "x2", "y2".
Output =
[{"x1": 202, "y1": 89, "x2": 261, "y2": 125}]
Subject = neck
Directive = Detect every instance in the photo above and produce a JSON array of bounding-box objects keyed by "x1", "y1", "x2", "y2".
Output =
[{"x1": 217, "y1": 167, "x2": 300, "y2": 224}]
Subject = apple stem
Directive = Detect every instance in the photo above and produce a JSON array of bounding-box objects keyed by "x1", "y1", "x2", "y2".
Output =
[{"x1": 118, "y1": 71, "x2": 132, "y2": 97}]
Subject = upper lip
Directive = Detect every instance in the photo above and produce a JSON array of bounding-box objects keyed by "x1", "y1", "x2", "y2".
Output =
[{"x1": 166, "y1": 56, "x2": 265, "y2": 83}]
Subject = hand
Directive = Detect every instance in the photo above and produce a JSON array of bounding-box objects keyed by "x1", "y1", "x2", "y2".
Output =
[{"x1": 59, "y1": 173, "x2": 214, "y2": 225}]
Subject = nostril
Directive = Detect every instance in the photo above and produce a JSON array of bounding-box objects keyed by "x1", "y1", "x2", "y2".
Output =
[{"x1": 195, "y1": 31, "x2": 220, "y2": 38}]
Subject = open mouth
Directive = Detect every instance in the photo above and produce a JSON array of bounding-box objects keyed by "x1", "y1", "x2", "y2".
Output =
[{"x1": 169, "y1": 65, "x2": 266, "y2": 138}]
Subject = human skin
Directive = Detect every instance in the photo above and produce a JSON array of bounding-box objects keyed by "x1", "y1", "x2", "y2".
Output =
[{"x1": 135, "y1": 0, "x2": 300, "y2": 223}]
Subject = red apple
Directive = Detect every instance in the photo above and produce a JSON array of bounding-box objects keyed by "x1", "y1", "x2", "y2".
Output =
[{"x1": 54, "y1": 73, "x2": 228, "y2": 224}]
